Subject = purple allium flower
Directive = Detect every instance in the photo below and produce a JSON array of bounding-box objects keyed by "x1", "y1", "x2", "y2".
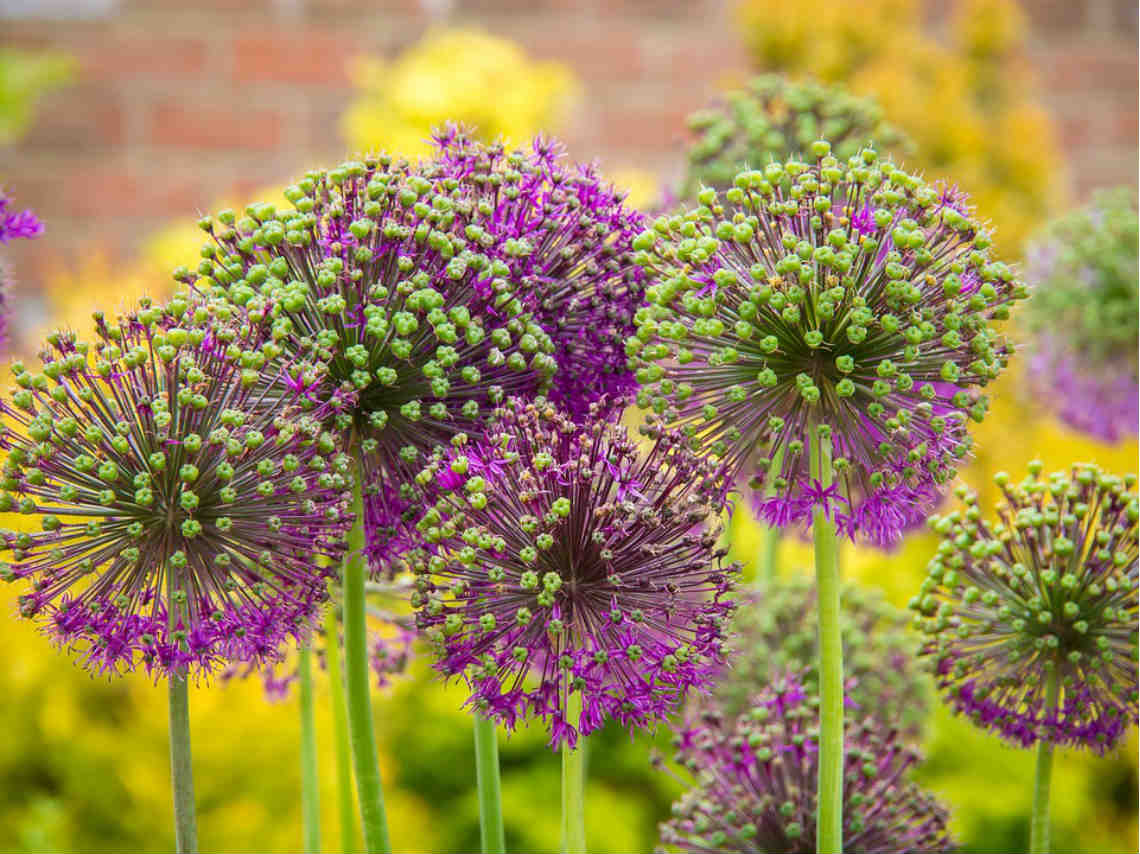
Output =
[
  {"x1": 657, "y1": 674, "x2": 952, "y2": 853},
  {"x1": 711, "y1": 576, "x2": 930, "y2": 740},
  {"x1": 628, "y1": 144, "x2": 1025, "y2": 545},
  {"x1": 1022, "y1": 188, "x2": 1138, "y2": 442},
  {"x1": 912, "y1": 461, "x2": 1139, "y2": 752},
  {"x1": 0, "y1": 299, "x2": 352, "y2": 679},
  {"x1": 408, "y1": 398, "x2": 738, "y2": 749},
  {"x1": 0, "y1": 191, "x2": 44, "y2": 243}
]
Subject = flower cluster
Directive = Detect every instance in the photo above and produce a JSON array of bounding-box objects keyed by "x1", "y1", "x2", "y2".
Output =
[
  {"x1": 0, "y1": 300, "x2": 352, "y2": 678},
  {"x1": 1023, "y1": 188, "x2": 1138, "y2": 442},
  {"x1": 712, "y1": 575, "x2": 929, "y2": 739},
  {"x1": 410, "y1": 399, "x2": 737, "y2": 748},
  {"x1": 0, "y1": 190, "x2": 43, "y2": 243},
  {"x1": 683, "y1": 75, "x2": 907, "y2": 198},
  {"x1": 628, "y1": 146, "x2": 1025, "y2": 544},
  {"x1": 911, "y1": 462, "x2": 1139, "y2": 752},
  {"x1": 657, "y1": 675, "x2": 952, "y2": 853}
]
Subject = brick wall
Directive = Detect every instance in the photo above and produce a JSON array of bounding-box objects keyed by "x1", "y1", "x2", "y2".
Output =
[{"x1": 1, "y1": 0, "x2": 1136, "y2": 291}]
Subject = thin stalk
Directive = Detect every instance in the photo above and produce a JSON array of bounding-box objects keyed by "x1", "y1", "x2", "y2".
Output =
[
  {"x1": 299, "y1": 639, "x2": 321, "y2": 853},
  {"x1": 1029, "y1": 671, "x2": 1062, "y2": 854},
  {"x1": 810, "y1": 427, "x2": 843, "y2": 854},
  {"x1": 756, "y1": 444, "x2": 786, "y2": 581},
  {"x1": 167, "y1": 573, "x2": 199, "y2": 854},
  {"x1": 344, "y1": 469, "x2": 392, "y2": 853},
  {"x1": 325, "y1": 605, "x2": 360, "y2": 853},
  {"x1": 473, "y1": 714, "x2": 506, "y2": 854},
  {"x1": 560, "y1": 692, "x2": 587, "y2": 854}
]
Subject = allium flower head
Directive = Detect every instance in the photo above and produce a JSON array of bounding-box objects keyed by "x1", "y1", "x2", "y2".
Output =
[
  {"x1": 0, "y1": 300, "x2": 352, "y2": 678},
  {"x1": 683, "y1": 75, "x2": 908, "y2": 199},
  {"x1": 629, "y1": 144, "x2": 1026, "y2": 544},
  {"x1": 409, "y1": 398, "x2": 737, "y2": 748},
  {"x1": 713, "y1": 575, "x2": 929, "y2": 738},
  {"x1": 911, "y1": 461, "x2": 1139, "y2": 751},
  {"x1": 1023, "y1": 188, "x2": 1139, "y2": 441},
  {"x1": 0, "y1": 190, "x2": 44, "y2": 243},
  {"x1": 657, "y1": 675, "x2": 952, "y2": 853}
]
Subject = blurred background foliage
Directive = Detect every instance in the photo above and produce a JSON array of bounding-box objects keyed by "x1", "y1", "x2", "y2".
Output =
[
  {"x1": 0, "y1": 49, "x2": 73, "y2": 145},
  {"x1": 0, "y1": 4, "x2": 1136, "y2": 853}
]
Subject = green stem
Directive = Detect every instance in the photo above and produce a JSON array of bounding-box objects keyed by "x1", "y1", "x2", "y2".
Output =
[
  {"x1": 756, "y1": 445, "x2": 785, "y2": 581},
  {"x1": 344, "y1": 470, "x2": 392, "y2": 854},
  {"x1": 299, "y1": 639, "x2": 321, "y2": 853},
  {"x1": 810, "y1": 427, "x2": 844, "y2": 854},
  {"x1": 560, "y1": 692, "x2": 587, "y2": 854},
  {"x1": 473, "y1": 714, "x2": 506, "y2": 854},
  {"x1": 1029, "y1": 671, "x2": 1061, "y2": 854},
  {"x1": 167, "y1": 572, "x2": 199, "y2": 854},
  {"x1": 325, "y1": 605, "x2": 360, "y2": 853}
]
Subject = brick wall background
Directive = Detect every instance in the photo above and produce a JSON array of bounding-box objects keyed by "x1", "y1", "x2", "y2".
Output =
[{"x1": 1, "y1": 0, "x2": 1136, "y2": 290}]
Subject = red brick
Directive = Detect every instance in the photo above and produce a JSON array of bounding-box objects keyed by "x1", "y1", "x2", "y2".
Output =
[
  {"x1": 80, "y1": 36, "x2": 208, "y2": 79},
  {"x1": 1033, "y1": 43, "x2": 1138, "y2": 94},
  {"x1": 1016, "y1": 0, "x2": 1086, "y2": 34},
  {"x1": 14, "y1": 161, "x2": 204, "y2": 221},
  {"x1": 594, "y1": 91, "x2": 705, "y2": 153},
  {"x1": 18, "y1": 88, "x2": 125, "y2": 150},
  {"x1": 518, "y1": 23, "x2": 647, "y2": 83},
  {"x1": 1107, "y1": 108, "x2": 1139, "y2": 145},
  {"x1": 231, "y1": 32, "x2": 359, "y2": 86},
  {"x1": 148, "y1": 99, "x2": 285, "y2": 151}
]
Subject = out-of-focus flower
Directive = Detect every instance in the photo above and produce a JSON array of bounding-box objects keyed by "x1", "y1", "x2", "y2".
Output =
[
  {"x1": 0, "y1": 192, "x2": 43, "y2": 243},
  {"x1": 342, "y1": 29, "x2": 577, "y2": 158},
  {"x1": 410, "y1": 399, "x2": 737, "y2": 748},
  {"x1": 657, "y1": 674, "x2": 952, "y2": 853},
  {"x1": 629, "y1": 147, "x2": 1025, "y2": 545},
  {"x1": 0, "y1": 299, "x2": 352, "y2": 679},
  {"x1": 1022, "y1": 189, "x2": 1139, "y2": 442},
  {"x1": 712, "y1": 575, "x2": 929, "y2": 739},
  {"x1": 912, "y1": 461, "x2": 1139, "y2": 752},
  {"x1": 682, "y1": 74, "x2": 909, "y2": 199}
]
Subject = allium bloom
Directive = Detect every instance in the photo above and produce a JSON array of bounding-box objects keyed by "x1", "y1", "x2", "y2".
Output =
[
  {"x1": 0, "y1": 301, "x2": 352, "y2": 678},
  {"x1": 1023, "y1": 188, "x2": 1138, "y2": 442},
  {"x1": 713, "y1": 575, "x2": 929, "y2": 738},
  {"x1": 409, "y1": 399, "x2": 737, "y2": 748},
  {"x1": 657, "y1": 675, "x2": 952, "y2": 853},
  {"x1": 911, "y1": 462, "x2": 1139, "y2": 751},
  {"x1": 0, "y1": 190, "x2": 44, "y2": 243},
  {"x1": 628, "y1": 145, "x2": 1025, "y2": 544},
  {"x1": 683, "y1": 75, "x2": 908, "y2": 198}
]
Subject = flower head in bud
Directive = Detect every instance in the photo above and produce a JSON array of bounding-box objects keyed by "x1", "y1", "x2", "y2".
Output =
[
  {"x1": 912, "y1": 462, "x2": 1139, "y2": 752},
  {"x1": 658, "y1": 675, "x2": 952, "y2": 853},
  {"x1": 1023, "y1": 188, "x2": 1138, "y2": 441},
  {"x1": 410, "y1": 398, "x2": 737, "y2": 748},
  {"x1": 712, "y1": 576, "x2": 930, "y2": 740},
  {"x1": 0, "y1": 304, "x2": 352, "y2": 679},
  {"x1": 683, "y1": 75, "x2": 908, "y2": 198},
  {"x1": 630, "y1": 148, "x2": 1025, "y2": 544}
]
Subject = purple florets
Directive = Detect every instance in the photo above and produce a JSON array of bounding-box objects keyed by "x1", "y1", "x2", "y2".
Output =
[
  {"x1": 912, "y1": 462, "x2": 1139, "y2": 752},
  {"x1": 0, "y1": 299, "x2": 352, "y2": 679},
  {"x1": 409, "y1": 399, "x2": 738, "y2": 749},
  {"x1": 657, "y1": 674, "x2": 952, "y2": 853},
  {"x1": 0, "y1": 191, "x2": 43, "y2": 243},
  {"x1": 629, "y1": 145, "x2": 1025, "y2": 545}
]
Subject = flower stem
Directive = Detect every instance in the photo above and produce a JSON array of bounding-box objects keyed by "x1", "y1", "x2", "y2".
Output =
[
  {"x1": 299, "y1": 638, "x2": 321, "y2": 853},
  {"x1": 167, "y1": 572, "x2": 199, "y2": 854},
  {"x1": 1029, "y1": 671, "x2": 1061, "y2": 854},
  {"x1": 561, "y1": 692, "x2": 587, "y2": 854},
  {"x1": 810, "y1": 427, "x2": 843, "y2": 854},
  {"x1": 344, "y1": 471, "x2": 392, "y2": 854},
  {"x1": 473, "y1": 714, "x2": 506, "y2": 854},
  {"x1": 752, "y1": 444, "x2": 785, "y2": 581},
  {"x1": 325, "y1": 605, "x2": 360, "y2": 853}
]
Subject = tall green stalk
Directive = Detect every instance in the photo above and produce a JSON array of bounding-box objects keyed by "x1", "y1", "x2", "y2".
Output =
[
  {"x1": 810, "y1": 427, "x2": 843, "y2": 854},
  {"x1": 325, "y1": 605, "x2": 360, "y2": 853},
  {"x1": 167, "y1": 574, "x2": 199, "y2": 854},
  {"x1": 299, "y1": 639, "x2": 321, "y2": 853},
  {"x1": 1029, "y1": 671, "x2": 1061, "y2": 854},
  {"x1": 344, "y1": 470, "x2": 392, "y2": 853},
  {"x1": 473, "y1": 714, "x2": 506, "y2": 854},
  {"x1": 560, "y1": 692, "x2": 587, "y2": 854},
  {"x1": 755, "y1": 444, "x2": 786, "y2": 581}
]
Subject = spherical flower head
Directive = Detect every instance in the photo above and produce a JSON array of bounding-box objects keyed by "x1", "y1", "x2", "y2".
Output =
[
  {"x1": 658, "y1": 674, "x2": 952, "y2": 853},
  {"x1": 409, "y1": 398, "x2": 738, "y2": 748},
  {"x1": 911, "y1": 461, "x2": 1139, "y2": 752},
  {"x1": 1023, "y1": 188, "x2": 1138, "y2": 441},
  {"x1": 0, "y1": 190, "x2": 44, "y2": 243},
  {"x1": 712, "y1": 575, "x2": 930, "y2": 739},
  {"x1": 629, "y1": 144, "x2": 1026, "y2": 545},
  {"x1": 683, "y1": 75, "x2": 909, "y2": 199},
  {"x1": 178, "y1": 151, "x2": 563, "y2": 575},
  {"x1": 431, "y1": 128, "x2": 649, "y2": 420},
  {"x1": 0, "y1": 301, "x2": 353, "y2": 679}
]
